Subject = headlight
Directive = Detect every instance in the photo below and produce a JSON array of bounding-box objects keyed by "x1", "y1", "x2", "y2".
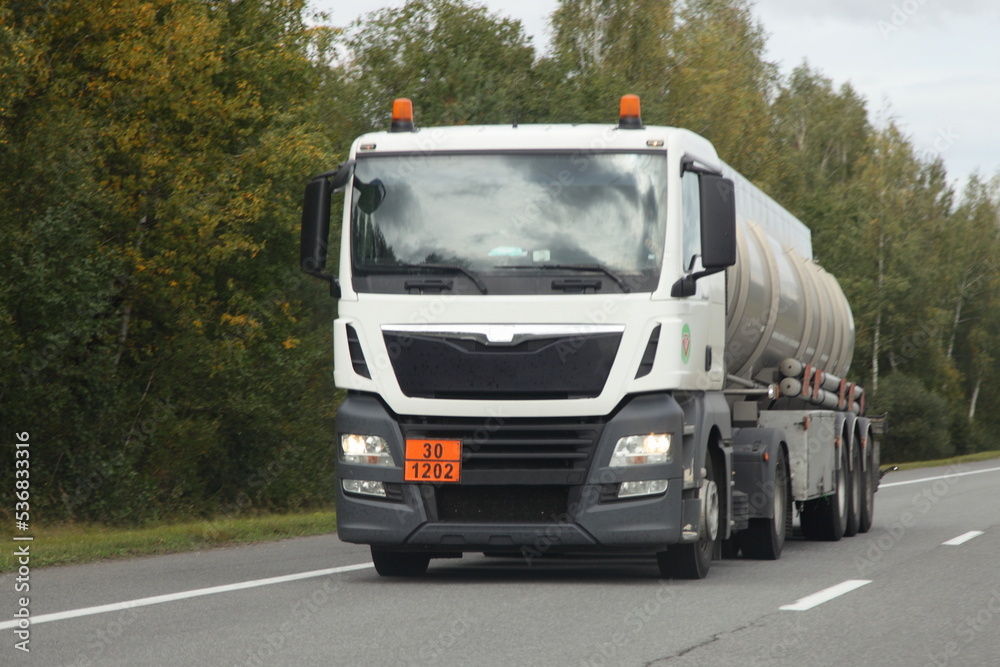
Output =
[
  {"x1": 343, "y1": 479, "x2": 387, "y2": 498},
  {"x1": 618, "y1": 479, "x2": 669, "y2": 499},
  {"x1": 610, "y1": 433, "x2": 672, "y2": 467},
  {"x1": 340, "y1": 434, "x2": 394, "y2": 466}
]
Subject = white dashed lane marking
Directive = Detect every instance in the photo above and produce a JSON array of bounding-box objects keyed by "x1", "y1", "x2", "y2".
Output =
[
  {"x1": 780, "y1": 579, "x2": 872, "y2": 611},
  {"x1": 943, "y1": 531, "x2": 985, "y2": 546},
  {"x1": 0, "y1": 562, "x2": 374, "y2": 630}
]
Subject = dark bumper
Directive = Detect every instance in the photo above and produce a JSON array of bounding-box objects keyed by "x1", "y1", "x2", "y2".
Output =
[{"x1": 334, "y1": 393, "x2": 687, "y2": 553}]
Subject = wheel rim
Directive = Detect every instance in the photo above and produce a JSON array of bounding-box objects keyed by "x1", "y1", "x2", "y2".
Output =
[{"x1": 703, "y1": 479, "x2": 720, "y2": 542}]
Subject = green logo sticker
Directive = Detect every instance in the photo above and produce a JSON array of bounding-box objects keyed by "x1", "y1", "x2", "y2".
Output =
[{"x1": 681, "y1": 323, "x2": 691, "y2": 364}]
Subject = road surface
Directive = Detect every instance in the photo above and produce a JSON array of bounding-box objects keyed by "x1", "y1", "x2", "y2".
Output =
[{"x1": 4, "y1": 459, "x2": 999, "y2": 666}]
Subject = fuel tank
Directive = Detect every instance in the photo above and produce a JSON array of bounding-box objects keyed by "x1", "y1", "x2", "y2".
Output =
[{"x1": 721, "y1": 166, "x2": 855, "y2": 383}]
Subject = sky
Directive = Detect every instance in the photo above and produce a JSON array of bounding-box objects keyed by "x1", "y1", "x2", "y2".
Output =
[{"x1": 318, "y1": 0, "x2": 1000, "y2": 192}]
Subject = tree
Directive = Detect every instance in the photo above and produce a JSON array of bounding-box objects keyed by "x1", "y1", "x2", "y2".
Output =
[
  {"x1": 666, "y1": 0, "x2": 777, "y2": 180},
  {"x1": 0, "y1": 0, "x2": 340, "y2": 522},
  {"x1": 873, "y1": 373, "x2": 952, "y2": 462},
  {"x1": 844, "y1": 126, "x2": 953, "y2": 396},
  {"x1": 342, "y1": 0, "x2": 536, "y2": 128},
  {"x1": 944, "y1": 176, "x2": 1000, "y2": 448},
  {"x1": 544, "y1": 0, "x2": 674, "y2": 123},
  {"x1": 769, "y1": 64, "x2": 872, "y2": 265}
]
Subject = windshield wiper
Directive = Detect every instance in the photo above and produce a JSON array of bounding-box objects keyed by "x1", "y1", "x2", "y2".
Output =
[
  {"x1": 365, "y1": 263, "x2": 488, "y2": 294},
  {"x1": 497, "y1": 264, "x2": 631, "y2": 293}
]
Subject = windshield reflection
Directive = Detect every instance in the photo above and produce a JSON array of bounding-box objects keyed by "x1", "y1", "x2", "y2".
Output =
[{"x1": 351, "y1": 152, "x2": 667, "y2": 292}]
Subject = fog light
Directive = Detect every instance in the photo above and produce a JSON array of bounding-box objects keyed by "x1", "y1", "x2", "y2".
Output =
[
  {"x1": 343, "y1": 479, "x2": 387, "y2": 498},
  {"x1": 618, "y1": 479, "x2": 668, "y2": 499},
  {"x1": 340, "y1": 434, "x2": 394, "y2": 466},
  {"x1": 610, "y1": 433, "x2": 672, "y2": 466}
]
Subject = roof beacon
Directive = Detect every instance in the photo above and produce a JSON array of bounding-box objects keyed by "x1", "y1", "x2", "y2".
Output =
[
  {"x1": 390, "y1": 98, "x2": 415, "y2": 132},
  {"x1": 618, "y1": 94, "x2": 644, "y2": 130}
]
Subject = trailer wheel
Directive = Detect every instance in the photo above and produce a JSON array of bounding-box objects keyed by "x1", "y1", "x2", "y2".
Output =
[
  {"x1": 741, "y1": 446, "x2": 789, "y2": 560},
  {"x1": 657, "y1": 453, "x2": 718, "y2": 579},
  {"x1": 858, "y1": 432, "x2": 875, "y2": 533},
  {"x1": 800, "y1": 442, "x2": 847, "y2": 541},
  {"x1": 371, "y1": 548, "x2": 430, "y2": 577},
  {"x1": 844, "y1": 441, "x2": 862, "y2": 537}
]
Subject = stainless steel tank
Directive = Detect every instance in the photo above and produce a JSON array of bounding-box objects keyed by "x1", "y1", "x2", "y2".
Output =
[{"x1": 721, "y1": 166, "x2": 855, "y2": 384}]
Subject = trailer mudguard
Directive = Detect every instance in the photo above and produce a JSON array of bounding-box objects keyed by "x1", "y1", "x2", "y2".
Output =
[{"x1": 732, "y1": 427, "x2": 786, "y2": 519}]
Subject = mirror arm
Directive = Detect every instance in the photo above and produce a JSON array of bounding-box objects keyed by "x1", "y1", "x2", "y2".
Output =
[
  {"x1": 327, "y1": 159, "x2": 356, "y2": 191},
  {"x1": 670, "y1": 266, "x2": 724, "y2": 298},
  {"x1": 305, "y1": 271, "x2": 341, "y2": 298},
  {"x1": 681, "y1": 156, "x2": 721, "y2": 176}
]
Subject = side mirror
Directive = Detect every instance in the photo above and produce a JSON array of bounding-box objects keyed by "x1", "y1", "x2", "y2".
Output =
[
  {"x1": 300, "y1": 161, "x2": 354, "y2": 298},
  {"x1": 699, "y1": 174, "x2": 736, "y2": 270},
  {"x1": 671, "y1": 173, "x2": 736, "y2": 297},
  {"x1": 301, "y1": 175, "x2": 332, "y2": 274}
]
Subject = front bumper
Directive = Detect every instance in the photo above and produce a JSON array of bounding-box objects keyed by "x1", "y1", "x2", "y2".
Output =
[{"x1": 334, "y1": 392, "x2": 687, "y2": 553}]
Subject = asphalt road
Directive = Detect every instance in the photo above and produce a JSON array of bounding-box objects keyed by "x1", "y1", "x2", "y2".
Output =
[{"x1": 5, "y1": 459, "x2": 1000, "y2": 666}]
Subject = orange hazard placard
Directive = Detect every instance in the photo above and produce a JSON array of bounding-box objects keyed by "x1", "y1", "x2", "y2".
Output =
[{"x1": 404, "y1": 439, "x2": 462, "y2": 483}]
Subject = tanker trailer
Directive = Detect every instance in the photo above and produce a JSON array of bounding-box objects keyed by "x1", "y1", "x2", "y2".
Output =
[
  {"x1": 301, "y1": 95, "x2": 879, "y2": 578},
  {"x1": 720, "y1": 164, "x2": 878, "y2": 553}
]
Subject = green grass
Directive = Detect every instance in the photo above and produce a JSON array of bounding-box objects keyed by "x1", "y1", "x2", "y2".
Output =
[
  {"x1": 885, "y1": 449, "x2": 1000, "y2": 471},
  {"x1": 0, "y1": 510, "x2": 336, "y2": 572}
]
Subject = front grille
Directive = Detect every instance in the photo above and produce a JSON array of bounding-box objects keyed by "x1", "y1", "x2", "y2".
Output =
[
  {"x1": 401, "y1": 417, "x2": 604, "y2": 485},
  {"x1": 436, "y1": 485, "x2": 568, "y2": 522},
  {"x1": 383, "y1": 332, "x2": 621, "y2": 399}
]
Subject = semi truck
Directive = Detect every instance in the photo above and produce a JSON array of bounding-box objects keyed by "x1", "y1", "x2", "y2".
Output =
[{"x1": 300, "y1": 95, "x2": 880, "y2": 578}]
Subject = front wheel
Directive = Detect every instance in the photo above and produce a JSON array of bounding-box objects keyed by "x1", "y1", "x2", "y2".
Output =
[
  {"x1": 741, "y1": 445, "x2": 790, "y2": 560},
  {"x1": 658, "y1": 453, "x2": 719, "y2": 579},
  {"x1": 371, "y1": 548, "x2": 430, "y2": 577}
]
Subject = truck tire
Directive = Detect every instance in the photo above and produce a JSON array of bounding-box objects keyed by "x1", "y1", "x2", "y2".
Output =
[
  {"x1": 371, "y1": 548, "x2": 430, "y2": 577},
  {"x1": 858, "y1": 435, "x2": 875, "y2": 533},
  {"x1": 800, "y1": 442, "x2": 848, "y2": 541},
  {"x1": 844, "y1": 441, "x2": 862, "y2": 537},
  {"x1": 741, "y1": 446, "x2": 789, "y2": 560},
  {"x1": 657, "y1": 453, "x2": 718, "y2": 579}
]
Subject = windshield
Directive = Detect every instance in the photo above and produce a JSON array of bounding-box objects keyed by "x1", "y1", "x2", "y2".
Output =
[{"x1": 350, "y1": 152, "x2": 668, "y2": 294}]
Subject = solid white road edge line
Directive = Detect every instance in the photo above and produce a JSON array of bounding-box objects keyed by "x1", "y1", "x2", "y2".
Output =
[
  {"x1": 0, "y1": 562, "x2": 375, "y2": 631},
  {"x1": 879, "y1": 465, "x2": 1000, "y2": 488},
  {"x1": 780, "y1": 579, "x2": 872, "y2": 612},
  {"x1": 943, "y1": 530, "x2": 985, "y2": 546}
]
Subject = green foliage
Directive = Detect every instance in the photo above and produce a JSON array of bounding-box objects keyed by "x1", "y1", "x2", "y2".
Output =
[
  {"x1": 342, "y1": 0, "x2": 536, "y2": 128},
  {"x1": 541, "y1": 0, "x2": 778, "y2": 178},
  {"x1": 873, "y1": 373, "x2": 952, "y2": 462},
  {"x1": 0, "y1": 0, "x2": 338, "y2": 524},
  {"x1": 666, "y1": 0, "x2": 778, "y2": 179},
  {"x1": 2, "y1": 0, "x2": 998, "y2": 526},
  {"x1": 544, "y1": 0, "x2": 674, "y2": 123}
]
